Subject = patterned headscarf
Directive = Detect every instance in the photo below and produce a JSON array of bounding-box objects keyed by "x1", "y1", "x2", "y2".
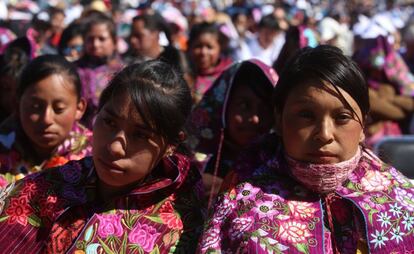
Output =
[{"x1": 186, "y1": 59, "x2": 278, "y2": 156}]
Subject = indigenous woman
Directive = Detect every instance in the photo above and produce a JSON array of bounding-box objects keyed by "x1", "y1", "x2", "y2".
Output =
[
  {"x1": 0, "y1": 60, "x2": 204, "y2": 253},
  {"x1": 199, "y1": 45, "x2": 414, "y2": 253},
  {"x1": 0, "y1": 54, "x2": 91, "y2": 184}
]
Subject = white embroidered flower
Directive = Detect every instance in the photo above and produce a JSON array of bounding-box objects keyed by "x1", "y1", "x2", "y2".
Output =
[
  {"x1": 389, "y1": 203, "x2": 403, "y2": 217},
  {"x1": 377, "y1": 212, "x2": 391, "y2": 228},
  {"x1": 402, "y1": 213, "x2": 414, "y2": 231},
  {"x1": 370, "y1": 230, "x2": 389, "y2": 249},
  {"x1": 390, "y1": 226, "x2": 404, "y2": 244}
]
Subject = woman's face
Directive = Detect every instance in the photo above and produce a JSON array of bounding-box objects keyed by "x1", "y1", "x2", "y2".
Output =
[
  {"x1": 93, "y1": 92, "x2": 168, "y2": 189},
  {"x1": 19, "y1": 74, "x2": 85, "y2": 156},
  {"x1": 85, "y1": 23, "x2": 116, "y2": 59},
  {"x1": 64, "y1": 35, "x2": 83, "y2": 62},
  {"x1": 129, "y1": 19, "x2": 159, "y2": 57},
  {"x1": 190, "y1": 32, "x2": 221, "y2": 73},
  {"x1": 226, "y1": 84, "x2": 273, "y2": 147},
  {"x1": 279, "y1": 82, "x2": 364, "y2": 164}
]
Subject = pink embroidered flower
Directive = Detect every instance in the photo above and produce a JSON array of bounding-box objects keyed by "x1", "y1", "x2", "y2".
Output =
[
  {"x1": 278, "y1": 221, "x2": 311, "y2": 244},
  {"x1": 160, "y1": 212, "x2": 183, "y2": 230},
  {"x1": 39, "y1": 195, "x2": 61, "y2": 220},
  {"x1": 0, "y1": 175, "x2": 8, "y2": 188},
  {"x1": 360, "y1": 171, "x2": 391, "y2": 192},
  {"x1": 128, "y1": 222, "x2": 160, "y2": 252},
  {"x1": 200, "y1": 228, "x2": 221, "y2": 251},
  {"x1": 212, "y1": 197, "x2": 236, "y2": 222},
  {"x1": 236, "y1": 183, "x2": 260, "y2": 200},
  {"x1": 21, "y1": 179, "x2": 50, "y2": 199},
  {"x1": 253, "y1": 200, "x2": 279, "y2": 219},
  {"x1": 96, "y1": 214, "x2": 124, "y2": 238},
  {"x1": 394, "y1": 187, "x2": 414, "y2": 212},
  {"x1": 229, "y1": 216, "x2": 254, "y2": 240},
  {"x1": 6, "y1": 195, "x2": 33, "y2": 226},
  {"x1": 288, "y1": 201, "x2": 317, "y2": 219}
]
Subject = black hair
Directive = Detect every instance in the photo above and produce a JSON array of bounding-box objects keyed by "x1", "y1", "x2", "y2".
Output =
[
  {"x1": 58, "y1": 22, "x2": 84, "y2": 56},
  {"x1": 17, "y1": 54, "x2": 82, "y2": 100},
  {"x1": 132, "y1": 13, "x2": 172, "y2": 45},
  {"x1": 98, "y1": 60, "x2": 192, "y2": 145},
  {"x1": 82, "y1": 11, "x2": 117, "y2": 43},
  {"x1": 258, "y1": 14, "x2": 280, "y2": 31},
  {"x1": 273, "y1": 45, "x2": 369, "y2": 124},
  {"x1": 232, "y1": 61, "x2": 274, "y2": 104},
  {"x1": 188, "y1": 22, "x2": 228, "y2": 52},
  {"x1": 0, "y1": 37, "x2": 31, "y2": 80},
  {"x1": 132, "y1": 14, "x2": 163, "y2": 32}
]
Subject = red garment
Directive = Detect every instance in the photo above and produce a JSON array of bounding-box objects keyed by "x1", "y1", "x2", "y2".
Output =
[{"x1": 0, "y1": 154, "x2": 205, "y2": 253}]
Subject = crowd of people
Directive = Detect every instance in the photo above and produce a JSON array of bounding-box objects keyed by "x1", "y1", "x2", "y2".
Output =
[{"x1": 0, "y1": 0, "x2": 413, "y2": 253}]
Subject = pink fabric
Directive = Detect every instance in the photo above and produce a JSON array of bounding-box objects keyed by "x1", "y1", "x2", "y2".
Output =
[{"x1": 286, "y1": 148, "x2": 362, "y2": 194}]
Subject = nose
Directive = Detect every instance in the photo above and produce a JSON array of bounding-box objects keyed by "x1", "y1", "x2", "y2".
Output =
[
  {"x1": 314, "y1": 119, "x2": 334, "y2": 143},
  {"x1": 107, "y1": 132, "x2": 126, "y2": 158},
  {"x1": 41, "y1": 107, "x2": 54, "y2": 126},
  {"x1": 248, "y1": 114, "x2": 260, "y2": 124}
]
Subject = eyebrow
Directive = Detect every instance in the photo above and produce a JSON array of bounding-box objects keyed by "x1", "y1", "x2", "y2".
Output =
[{"x1": 104, "y1": 107, "x2": 153, "y2": 132}]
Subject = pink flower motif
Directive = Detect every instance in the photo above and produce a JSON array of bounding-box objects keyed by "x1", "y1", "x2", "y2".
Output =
[
  {"x1": 96, "y1": 214, "x2": 124, "y2": 239},
  {"x1": 360, "y1": 171, "x2": 391, "y2": 192},
  {"x1": 128, "y1": 222, "x2": 161, "y2": 252},
  {"x1": 160, "y1": 213, "x2": 183, "y2": 230},
  {"x1": 200, "y1": 228, "x2": 221, "y2": 251},
  {"x1": 288, "y1": 201, "x2": 317, "y2": 219},
  {"x1": 278, "y1": 221, "x2": 311, "y2": 244},
  {"x1": 212, "y1": 197, "x2": 236, "y2": 222},
  {"x1": 6, "y1": 195, "x2": 33, "y2": 226},
  {"x1": 229, "y1": 216, "x2": 254, "y2": 240},
  {"x1": 394, "y1": 187, "x2": 414, "y2": 212},
  {"x1": 253, "y1": 200, "x2": 279, "y2": 219},
  {"x1": 236, "y1": 183, "x2": 260, "y2": 200}
]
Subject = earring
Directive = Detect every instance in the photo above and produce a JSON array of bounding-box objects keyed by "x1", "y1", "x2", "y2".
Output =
[{"x1": 165, "y1": 146, "x2": 174, "y2": 157}]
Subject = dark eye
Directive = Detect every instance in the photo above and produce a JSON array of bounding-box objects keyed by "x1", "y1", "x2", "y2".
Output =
[
  {"x1": 102, "y1": 117, "x2": 116, "y2": 128},
  {"x1": 298, "y1": 110, "x2": 314, "y2": 119},
  {"x1": 336, "y1": 113, "x2": 352, "y2": 124}
]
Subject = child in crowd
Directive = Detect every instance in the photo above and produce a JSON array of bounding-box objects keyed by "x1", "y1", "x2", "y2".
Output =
[
  {"x1": 199, "y1": 45, "x2": 414, "y2": 253},
  {"x1": 0, "y1": 60, "x2": 204, "y2": 253},
  {"x1": 0, "y1": 54, "x2": 91, "y2": 183},
  {"x1": 187, "y1": 59, "x2": 277, "y2": 206},
  {"x1": 58, "y1": 22, "x2": 84, "y2": 62},
  {"x1": 188, "y1": 22, "x2": 232, "y2": 103}
]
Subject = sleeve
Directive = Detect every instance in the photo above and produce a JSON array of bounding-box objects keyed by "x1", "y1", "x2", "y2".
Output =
[{"x1": 197, "y1": 188, "x2": 240, "y2": 253}]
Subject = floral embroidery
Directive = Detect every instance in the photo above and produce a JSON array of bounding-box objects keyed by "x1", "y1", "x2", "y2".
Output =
[
  {"x1": 129, "y1": 222, "x2": 161, "y2": 252},
  {"x1": 6, "y1": 195, "x2": 33, "y2": 226},
  {"x1": 198, "y1": 134, "x2": 414, "y2": 253},
  {"x1": 96, "y1": 214, "x2": 124, "y2": 238},
  {"x1": 278, "y1": 220, "x2": 311, "y2": 244}
]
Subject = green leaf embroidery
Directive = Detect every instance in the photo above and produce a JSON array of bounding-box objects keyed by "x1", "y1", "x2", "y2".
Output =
[
  {"x1": 144, "y1": 215, "x2": 164, "y2": 224},
  {"x1": 296, "y1": 243, "x2": 309, "y2": 254},
  {"x1": 0, "y1": 216, "x2": 9, "y2": 223},
  {"x1": 97, "y1": 237, "x2": 116, "y2": 254},
  {"x1": 28, "y1": 214, "x2": 42, "y2": 227},
  {"x1": 368, "y1": 209, "x2": 379, "y2": 224},
  {"x1": 149, "y1": 245, "x2": 160, "y2": 254},
  {"x1": 120, "y1": 233, "x2": 128, "y2": 254}
]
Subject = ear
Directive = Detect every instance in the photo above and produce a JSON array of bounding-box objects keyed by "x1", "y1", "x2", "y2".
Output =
[
  {"x1": 75, "y1": 98, "x2": 87, "y2": 121},
  {"x1": 359, "y1": 130, "x2": 365, "y2": 143}
]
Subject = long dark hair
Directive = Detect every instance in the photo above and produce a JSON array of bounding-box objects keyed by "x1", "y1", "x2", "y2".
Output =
[{"x1": 98, "y1": 60, "x2": 192, "y2": 146}]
